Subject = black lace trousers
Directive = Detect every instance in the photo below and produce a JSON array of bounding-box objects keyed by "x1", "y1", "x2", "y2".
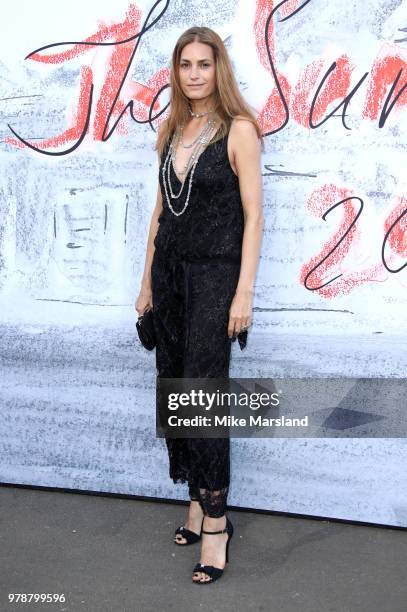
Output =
[{"x1": 151, "y1": 250, "x2": 240, "y2": 518}]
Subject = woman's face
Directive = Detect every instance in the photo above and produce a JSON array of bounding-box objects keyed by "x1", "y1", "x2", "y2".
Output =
[{"x1": 178, "y1": 41, "x2": 216, "y2": 104}]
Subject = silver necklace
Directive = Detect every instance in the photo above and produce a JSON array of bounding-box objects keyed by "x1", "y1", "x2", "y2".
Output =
[
  {"x1": 178, "y1": 118, "x2": 213, "y2": 152},
  {"x1": 179, "y1": 124, "x2": 207, "y2": 149},
  {"x1": 167, "y1": 119, "x2": 214, "y2": 200},
  {"x1": 189, "y1": 105, "x2": 213, "y2": 118},
  {"x1": 171, "y1": 117, "x2": 215, "y2": 186},
  {"x1": 172, "y1": 132, "x2": 202, "y2": 180},
  {"x1": 162, "y1": 119, "x2": 216, "y2": 216}
]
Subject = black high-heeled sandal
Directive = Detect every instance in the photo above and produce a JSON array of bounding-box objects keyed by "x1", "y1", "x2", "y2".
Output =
[
  {"x1": 174, "y1": 516, "x2": 204, "y2": 545},
  {"x1": 192, "y1": 516, "x2": 234, "y2": 584}
]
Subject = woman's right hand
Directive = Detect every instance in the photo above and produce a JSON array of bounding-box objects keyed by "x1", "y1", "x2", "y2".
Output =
[{"x1": 135, "y1": 286, "x2": 153, "y2": 317}]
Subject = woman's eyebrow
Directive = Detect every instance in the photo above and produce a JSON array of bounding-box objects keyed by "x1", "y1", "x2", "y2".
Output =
[{"x1": 180, "y1": 58, "x2": 212, "y2": 62}]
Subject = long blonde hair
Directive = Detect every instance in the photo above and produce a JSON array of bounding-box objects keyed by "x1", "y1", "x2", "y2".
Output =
[{"x1": 156, "y1": 26, "x2": 263, "y2": 156}]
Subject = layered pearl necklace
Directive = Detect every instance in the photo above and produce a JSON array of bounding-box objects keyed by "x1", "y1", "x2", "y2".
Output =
[{"x1": 162, "y1": 115, "x2": 216, "y2": 217}]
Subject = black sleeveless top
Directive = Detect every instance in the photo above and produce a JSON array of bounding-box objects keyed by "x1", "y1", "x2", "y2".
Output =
[{"x1": 154, "y1": 132, "x2": 244, "y2": 262}]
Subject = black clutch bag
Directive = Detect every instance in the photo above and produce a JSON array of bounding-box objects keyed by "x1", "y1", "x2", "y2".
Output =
[
  {"x1": 136, "y1": 308, "x2": 156, "y2": 350},
  {"x1": 232, "y1": 329, "x2": 248, "y2": 350}
]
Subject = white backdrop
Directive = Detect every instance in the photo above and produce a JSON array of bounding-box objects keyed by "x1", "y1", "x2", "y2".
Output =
[{"x1": 1, "y1": 0, "x2": 406, "y2": 526}]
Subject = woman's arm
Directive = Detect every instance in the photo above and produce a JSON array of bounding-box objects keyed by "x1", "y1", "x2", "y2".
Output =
[
  {"x1": 139, "y1": 181, "x2": 163, "y2": 293},
  {"x1": 135, "y1": 125, "x2": 165, "y2": 314},
  {"x1": 228, "y1": 118, "x2": 264, "y2": 337}
]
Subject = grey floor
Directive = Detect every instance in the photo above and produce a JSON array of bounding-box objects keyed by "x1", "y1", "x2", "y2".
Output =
[{"x1": 0, "y1": 486, "x2": 406, "y2": 612}]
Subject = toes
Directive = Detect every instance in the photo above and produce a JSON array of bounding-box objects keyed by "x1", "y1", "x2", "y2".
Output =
[
  {"x1": 175, "y1": 535, "x2": 186, "y2": 544},
  {"x1": 199, "y1": 574, "x2": 210, "y2": 582},
  {"x1": 192, "y1": 570, "x2": 210, "y2": 583}
]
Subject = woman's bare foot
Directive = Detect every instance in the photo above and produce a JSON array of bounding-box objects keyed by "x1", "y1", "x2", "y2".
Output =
[
  {"x1": 174, "y1": 500, "x2": 204, "y2": 544},
  {"x1": 192, "y1": 515, "x2": 228, "y2": 583}
]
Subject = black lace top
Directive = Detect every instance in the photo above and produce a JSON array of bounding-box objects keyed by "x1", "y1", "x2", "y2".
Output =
[{"x1": 154, "y1": 132, "x2": 244, "y2": 262}]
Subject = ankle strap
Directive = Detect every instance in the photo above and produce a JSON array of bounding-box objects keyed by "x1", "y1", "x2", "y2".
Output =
[{"x1": 201, "y1": 526, "x2": 227, "y2": 535}]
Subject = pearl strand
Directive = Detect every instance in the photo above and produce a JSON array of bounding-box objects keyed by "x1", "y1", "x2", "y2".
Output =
[
  {"x1": 167, "y1": 134, "x2": 203, "y2": 200},
  {"x1": 179, "y1": 121, "x2": 209, "y2": 148},
  {"x1": 172, "y1": 118, "x2": 215, "y2": 183},
  {"x1": 162, "y1": 148, "x2": 197, "y2": 217},
  {"x1": 162, "y1": 120, "x2": 215, "y2": 216}
]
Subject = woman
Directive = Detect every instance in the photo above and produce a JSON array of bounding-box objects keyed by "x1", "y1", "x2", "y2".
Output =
[{"x1": 135, "y1": 26, "x2": 264, "y2": 584}]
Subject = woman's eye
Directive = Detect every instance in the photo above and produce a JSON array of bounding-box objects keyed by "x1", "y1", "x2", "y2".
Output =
[{"x1": 180, "y1": 63, "x2": 210, "y2": 68}]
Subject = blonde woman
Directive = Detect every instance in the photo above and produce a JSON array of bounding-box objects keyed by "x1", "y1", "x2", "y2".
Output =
[{"x1": 136, "y1": 26, "x2": 264, "y2": 584}]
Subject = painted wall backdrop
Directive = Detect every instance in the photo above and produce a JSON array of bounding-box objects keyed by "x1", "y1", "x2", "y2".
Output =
[{"x1": 1, "y1": 0, "x2": 406, "y2": 526}]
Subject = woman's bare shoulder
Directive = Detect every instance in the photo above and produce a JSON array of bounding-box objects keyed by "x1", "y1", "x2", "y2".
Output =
[
  {"x1": 230, "y1": 115, "x2": 258, "y2": 137},
  {"x1": 229, "y1": 117, "x2": 259, "y2": 160}
]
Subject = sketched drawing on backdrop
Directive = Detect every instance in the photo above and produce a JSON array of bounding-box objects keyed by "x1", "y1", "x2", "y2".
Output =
[
  {"x1": 1, "y1": 0, "x2": 407, "y2": 529},
  {"x1": 0, "y1": 0, "x2": 406, "y2": 334}
]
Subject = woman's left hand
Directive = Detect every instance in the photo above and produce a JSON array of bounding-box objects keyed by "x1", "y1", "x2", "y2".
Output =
[{"x1": 228, "y1": 289, "x2": 253, "y2": 338}]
